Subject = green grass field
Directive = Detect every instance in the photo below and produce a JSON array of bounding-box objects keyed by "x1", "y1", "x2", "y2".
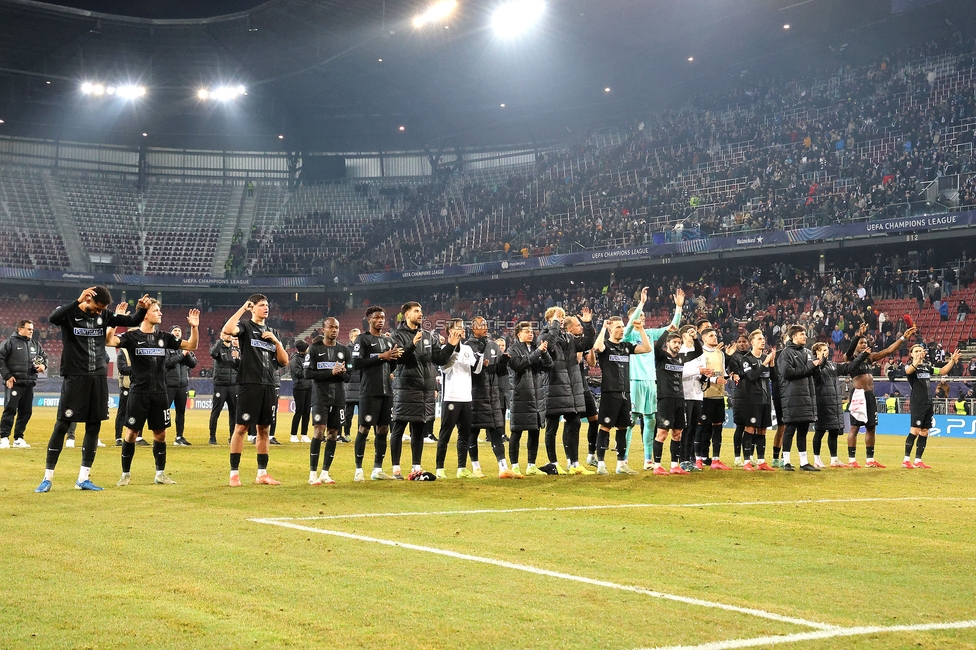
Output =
[{"x1": 2, "y1": 407, "x2": 975, "y2": 649}]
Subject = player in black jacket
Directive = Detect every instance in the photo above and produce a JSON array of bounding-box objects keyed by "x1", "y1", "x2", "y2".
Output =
[
  {"x1": 351, "y1": 306, "x2": 403, "y2": 481},
  {"x1": 36, "y1": 287, "x2": 150, "y2": 493},
  {"x1": 0, "y1": 320, "x2": 47, "y2": 448},
  {"x1": 306, "y1": 318, "x2": 351, "y2": 484},
  {"x1": 904, "y1": 343, "x2": 958, "y2": 468},
  {"x1": 389, "y1": 302, "x2": 459, "y2": 480},
  {"x1": 811, "y1": 342, "x2": 869, "y2": 468},
  {"x1": 209, "y1": 333, "x2": 240, "y2": 445},
  {"x1": 165, "y1": 325, "x2": 197, "y2": 446},
  {"x1": 107, "y1": 300, "x2": 199, "y2": 486},
  {"x1": 289, "y1": 341, "x2": 312, "y2": 443}
]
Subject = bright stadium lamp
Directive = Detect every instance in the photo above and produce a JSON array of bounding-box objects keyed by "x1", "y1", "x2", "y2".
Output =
[
  {"x1": 413, "y1": 0, "x2": 457, "y2": 28},
  {"x1": 81, "y1": 82, "x2": 94, "y2": 94},
  {"x1": 491, "y1": 0, "x2": 544, "y2": 38},
  {"x1": 116, "y1": 85, "x2": 146, "y2": 99},
  {"x1": 197, "y1": 88, "x2": 210, "y2": 100}
]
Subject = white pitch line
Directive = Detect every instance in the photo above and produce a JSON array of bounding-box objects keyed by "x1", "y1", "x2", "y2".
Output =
[
  {"x1": 251, "y1": 518, "x2": 837, "y2": 631},
  {"x1": 260, "y1": 495, "x2": 976, "y2": 522},
  {"x1": 641, "y1": 619, "x2": 976, "y2": 650}
]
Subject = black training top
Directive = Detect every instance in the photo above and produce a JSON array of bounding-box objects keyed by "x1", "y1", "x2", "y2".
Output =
[
  {"x1": 236, "y1": 319, "x2": 284, "y2": 386},
  {"x1": 49, "y1": 301, "x2": 146, "y2": 376},
  {"x1": 307, "y1": 342, "x2": 351, "y2": 406},
  {"x1": 351, "y1": 332, "x2": 396, "y2": 397},
  {"x1": 597, "y1": 339, "x2": 637, "y2": 393},
  {"x1": 117, "y1": 329, "x2": 182, "y2": 393}
]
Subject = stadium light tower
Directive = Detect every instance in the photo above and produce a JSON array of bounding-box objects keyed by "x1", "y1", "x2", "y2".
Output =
[
  {"x1": 198, "y1": 85, "x2": 247, "y2": 101},
  {"x1": 413, "y1": 0, "x2": 458, "y2": 28},
  {"x1": 491, "y1": 0, "x2": 545, "y2": 38}
]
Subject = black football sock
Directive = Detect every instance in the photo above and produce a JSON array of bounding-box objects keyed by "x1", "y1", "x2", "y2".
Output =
[
  {"x1": 323, "y1": 438, "x2": 337, "y2": 472},
  {"x1": 755, "y1": 435, "x2": 766, "y2": 461},
  {"x1": 914, "y1": 436, "x2": 927, "y2": 459},
  {"x1": 81, "y1": 422, "x2": 101, "y2": 468},
  {"x1": 669, "y1": 439, "x2": 680, "y2": 464},
  {"x1": 121, "y1": 440, "x2": 135, "y2": 473},
  {"x1": 257, "y1": 453, "x2": 268, "y2": 471},
  {"x1": 616, "y1": 428, "x2": 629, "y2": 461},
  {"x1": 153, "y1": 440, "x2": 166, "y2": 472},
  {"x1": 354, "y1": 429, "x2": 368, "y2": 469},
  {"x1": 230, "y1": 453, "x2": 241, "y2": 471},
  {"x1": 711, "y1": 423, "x2": 723, "y2": 458},
  {"x1": 373, "y1": 431, "x2": 388, "y2": 469},
  {"x1": 741, "y1": 432, "x2": 754, "y2": 462},
  {"x1": 733, "y1": 425, "x2": 743, "y2": 456},
  {"x1": 773, "y1": 446, "x2": 782, "y2": 460},
  {"x1": 652, "y1": 439, "x2": 664, "y2": 464},
  {"x1": 866, "y1": 445, "x2": 875, "y2": 459},
  {"x1": 905, "y1": 433, "x2": 917, "y2": 457},
  {"x1": 587, "y1": 419, "x2": 599, "y2": 455},
  {"x1": 595, "y1": 429, "x2": 609, "y2": 462},
  {"x1": 309, "y1": 437, "x2": 322, "y2": 471}
]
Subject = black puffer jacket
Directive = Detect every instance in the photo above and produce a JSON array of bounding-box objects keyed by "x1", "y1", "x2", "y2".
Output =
[
  {"x1": 165, "y1": 349, "x2": 197, "y2": 388},
  {"x1": 542, "y1": 321, "x2": 595, "y2": 416},
  {"x1": 210, "y1": 341, "x2": 239, "y2": 386},
  {"x1": 0, "y1": 334, "x2": 47, "y2": 387},
  {"x1": 776, "y1": 342, "x2": 818, "y2": 423},
  {"x1": 814, "y1": 351, "x2": 869, "y2": 430},
  {"x1": 345, "y1": 364, "x2": 361, "y2": 403},
  {"x1": 390, "y1": 322, "x2": 457, "y2": 421},
  {"x1": 289, "y1": 352, "x2": 312, "y2": 391},
  {"x1": 507, "y1": 340, "x2": 552, "y2": 430},
  {"x1": 467, "y1": 336, "x2": 507, "y2": 429}
]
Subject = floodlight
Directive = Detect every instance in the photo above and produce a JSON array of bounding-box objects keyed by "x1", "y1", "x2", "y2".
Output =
[
  {"x1": 236, "y1": 85, "x2": 246, "y2": 95},
  {"x1": 783, "y1": 23, "x2": 790, "y2": 29},
  {"x1": 604, "y1": 87, "x2": 611, "y2": 93},
  {"x1": 398, "y1": 125, "x2": 406, "y2": 131},
  {"x1": 491, "y1": 0, "x2": 545, "y2": 38},
  {"x1": 81, "y1": 82, "x2": 94, "y2": 94},
  {"x1": 278, "y1": 134, "x2": 284, "y2": 139},
  {"x1": 116, "y1": 85, "x2": 146, "y2": 99},
  {"x1": 413, "y1": 0, "x2": 457, "y2": 28},
  {"x1": 688, "y1": 56, "x2": 694, "y2": 62},
  {"x1": 197, "y1": 88, "x2": 210, "y2": 100},
  {"x1": 106, "y1": 86, "x2": 117, "y2": 95},
  {"x1": 92, "y1": 84, "x2": 105, "y2": 95}
]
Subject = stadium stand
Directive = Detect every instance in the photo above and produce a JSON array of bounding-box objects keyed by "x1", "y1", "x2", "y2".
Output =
[{"x1": 0, "y1": 167, "x2": 71, "y2": 270}]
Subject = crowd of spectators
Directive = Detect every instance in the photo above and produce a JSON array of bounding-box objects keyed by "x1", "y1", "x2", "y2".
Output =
[{"x1": 238, "y1": 34, "x2": 976, "y2": 277}]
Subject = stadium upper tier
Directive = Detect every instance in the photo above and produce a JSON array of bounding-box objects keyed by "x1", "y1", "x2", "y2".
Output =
[{"x1": 0, "y1": 42, "x2": 975, "y2": 277}]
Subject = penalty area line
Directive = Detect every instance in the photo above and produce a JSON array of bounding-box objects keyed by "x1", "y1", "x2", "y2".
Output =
[
  {"x1": 641, "y1": 618, "x2": 976, "y2": 650},
  {"x1": 250, "y1": 517, "x2": 837, "y2": 631},
  {"x1": 260, "y1": 495, "x2": 976, "y2": 522}
]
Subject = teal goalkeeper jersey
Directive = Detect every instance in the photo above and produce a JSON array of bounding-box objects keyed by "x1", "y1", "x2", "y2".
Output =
[{"x1": 623, "y1": 304, "x2": 682, "y2": 382}]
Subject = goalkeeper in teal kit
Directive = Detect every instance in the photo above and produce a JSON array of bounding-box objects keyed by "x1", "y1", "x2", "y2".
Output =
[{"x1": 622, "y1": 287, "x2": 684, "y2": 469}]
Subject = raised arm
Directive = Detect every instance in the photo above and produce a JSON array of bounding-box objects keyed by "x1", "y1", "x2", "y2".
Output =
[
  {"x1": 634, "y1": 324, "x2": 653, "y2": 354},
  {"x1": 179, "y1": 309, "x2": 200, "y2": 352},
  {"x1": 871, "y1": 326, "x2": 916, "y2": 362},
  {"x1": 222, "y1": 300, "x2": 252, "y2": 337},
  {"x1": 593, "y1": 321, "x2": 608, "y2": 354}
]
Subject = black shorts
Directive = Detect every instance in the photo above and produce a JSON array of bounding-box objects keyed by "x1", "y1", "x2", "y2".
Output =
[
  {"x1": 583, "y1": 388, "x2": 598, "y2": 418},
  {"x1": 598, "y1": 392, "x2": 632, "y2": 429},
  {"x1": 359, "y1": 395, "x2": 393, "y2": 429},
  {"x1": 910, "y1": 405, "x2": 934, "y2": 430},
  {"x1": 237, "y1": 384, "x2": 279, "y2": 427},
  {"x1": 58, "y1": 375, "x2": 109, "y2": 422},
  {"x1": 313, "y1": 403, "x2": 345, "y2": 430},
  {"x1": 849, "y1": 389, "x2": 879, "y2": 428},
  {"x1": 656, "y1": 397, "x2": 687, "y2": 431},
  {"x1": 125, "y1": 391, "x2": 171, "y2": 432},
  {"x1": 734, "y1": 403, "x2": 772, "y2": 429},
  {"x1": 702, "y1": 398, "x2": 725, "y2": 425}
]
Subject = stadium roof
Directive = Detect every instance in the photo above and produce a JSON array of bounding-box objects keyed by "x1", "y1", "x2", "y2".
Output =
[{"x1": 0, "y1": 0, "x2": 971, "y2": 152}]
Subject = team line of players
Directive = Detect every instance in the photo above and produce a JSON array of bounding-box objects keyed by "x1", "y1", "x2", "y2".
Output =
[{"x1": 33, "y1": 285, "x2": 954, "y2": 491}]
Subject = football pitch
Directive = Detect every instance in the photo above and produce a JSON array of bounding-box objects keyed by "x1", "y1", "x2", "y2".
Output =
[{"x1": 2, "y1": 408, "x2": 975, "y2": 649}]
